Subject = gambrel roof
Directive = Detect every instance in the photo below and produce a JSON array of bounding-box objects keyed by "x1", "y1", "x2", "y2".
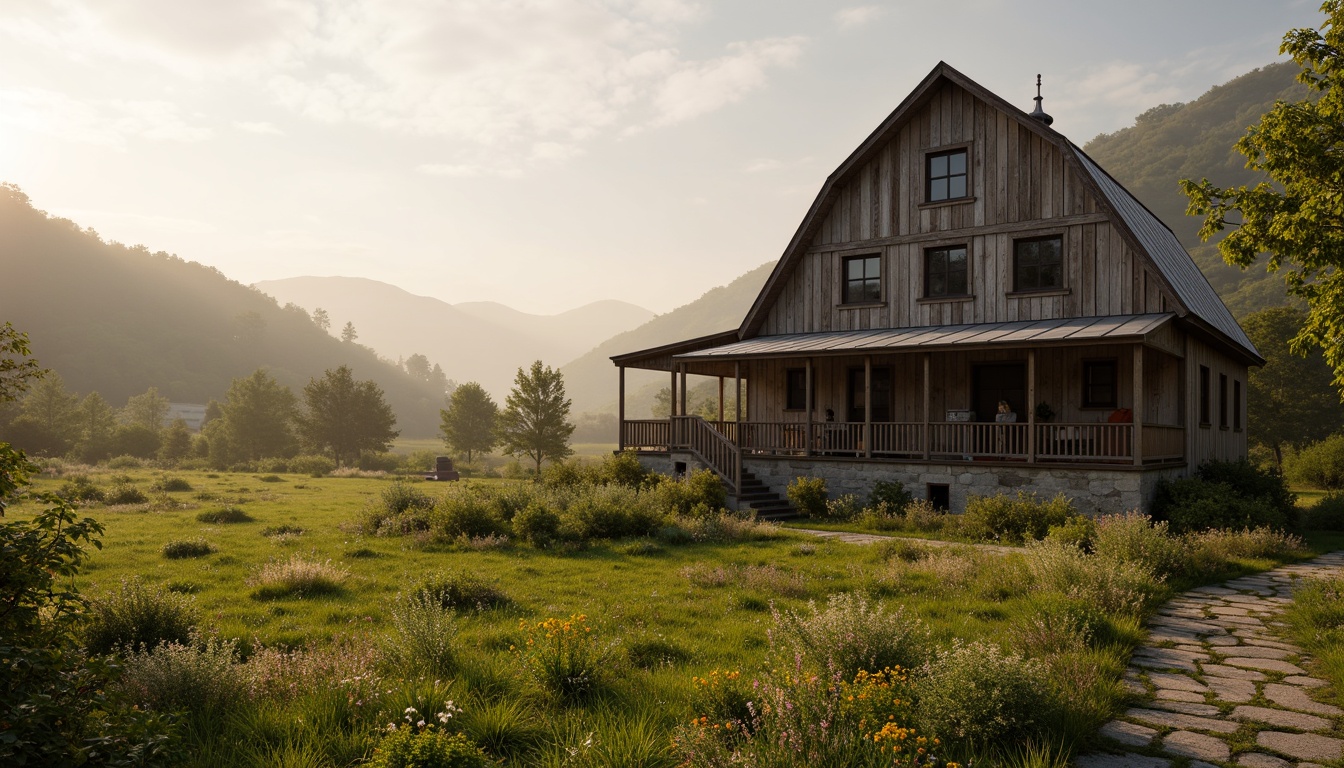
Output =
[{"x1": 735, "y1": 61, "x2": 1260, "y2": 364}]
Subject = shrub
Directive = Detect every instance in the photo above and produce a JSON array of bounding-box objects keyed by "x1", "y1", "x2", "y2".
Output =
[
  {"x1": 106, "y1": 455, "x2": 144, "y2": 469},
  {"x1": 563, "y1": 484, "x2": 664, "y2": 540},
  {"x1": 57, "y1": 474, "x2": 104, "y2": 503},
  {"x1": 824, "y1": 493, "x2": 862, "y2": 520},
  {"x1": 1023, "y1": 539, "x2": 1165, "y2": 615},
  {"x1": 1046, "y1": 514, "x2": 1096, "y2": 550},
  {"x1": 786, "y1": 476, "x2": 828, "y2": 517},
  {"x1": 540, "y1": 459, "x2": 591, "y2": 488},
  {"x1": 1197, "y1": 459, "x2": 1296, "y2": 513},
  {"x1": 1153, "y1": 477, "x2": 1287, "y2": 533},
  {"x1": 512, "y1": 502, "x2": 562, "y2": 547},
  {"x1": 249, "y1": 554, "x2": 349, "y2": 599},
  {"x1": 432, "y1": 490, "x2": 508, "y2": 540},
  {"x1": 117, "y1": 636, "x2": 247, "y2": 720},
  {"x1": 257, "y1": 474, "x2": 285, "y2": 483},
  {"x1": 1288, "y1": 434, "x2": 1344, "y2": 494},
  {"x1": 915, "y1": 640, "x2": 1051, "y2": 748},
  {"x1": 512, "y1": 614, "x2": 616, "y2": 701},
  {"x1": 149, "y1": 476, "x2": 193, "y2": 493},
  {"x1": 1090, "y1": 511, "x2": 1185, "y2": 578},
  {"x1": 962, "y1": 491, "x2": 1076, "y2": 543},
  {"x1": 196, "y1": 506, "x2": 253, "y2": 524},
  {"x1": 161, "y1": 538, "x2": 214, "y2": 559},
  {"x1": 598, "y1": 450, "x2": 651, "y2": 487},
  {"x1": 369, "y1": 727, "x2": 490, "y2": 768},
  {"x1": 413, "y1": 570, "x2": 510, "y2": 611},
  {"x1": 1183, "y1": 526, "x2": 1307, "y2": 571},
  {"x1": 653, "y1": 469, "x2": 728, "y2": 516},
  {"x1": 770, "y1": 592, "x2": 929, "y2": 678},
  {"x1": 869, "y1": 479, "x2": 913, "y2": 510},
  {"x1": 675, "y1": 511, "x2": 779, "y2": 543},
  {"x1": 289, "y1": 454, "x2": 336, "y2": 477},
  {"x1": 359, "y1": 452, "x2": 402, "y2": 472},
  {"x1": 83, "y1": 578, "x2": 199, "y2": 655},
  {"x1": 1304, "y1": 495, "x2": 1344, "y2": 531},
  {"x1": 384, "y1": 591, "x2": 459, "y2": 677},
  {"x1": 105, "y1": 480, "x2": 149, "y2": 505}
]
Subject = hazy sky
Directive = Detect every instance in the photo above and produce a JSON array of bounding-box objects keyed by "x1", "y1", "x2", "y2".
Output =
[{"x1": 0, "y1": 1, "x2": 1323, "y2": 315}]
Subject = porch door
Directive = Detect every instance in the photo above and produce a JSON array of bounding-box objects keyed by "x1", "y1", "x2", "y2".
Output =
[
  {"x1": 847, "y1": 367, "x2": 892, "y2": 422},
  {"x1": 972, "y1": 362, "x2": 1026, "y2": 422}
]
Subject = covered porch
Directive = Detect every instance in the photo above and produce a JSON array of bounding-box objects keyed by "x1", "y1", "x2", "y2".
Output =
[{"x1": 612, "y1": 315, "x2": 1187, "y2": 496}]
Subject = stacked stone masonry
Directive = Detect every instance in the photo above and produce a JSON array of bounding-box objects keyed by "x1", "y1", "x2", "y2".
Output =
[{"x1": 1078, "y1": 552, "x2": 1344, "y2": 768}]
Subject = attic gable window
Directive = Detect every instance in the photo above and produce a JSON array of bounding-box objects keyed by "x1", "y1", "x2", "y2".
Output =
[
  {"x1": 842, "y1": 254, "x2": 882, "y2": 304},
  {"x1": 926, "y1": 148, "x2": 968, "y2": 202},
  {"x1": 1014, "y1": 235, "x2": 1063, "y2": 292}
]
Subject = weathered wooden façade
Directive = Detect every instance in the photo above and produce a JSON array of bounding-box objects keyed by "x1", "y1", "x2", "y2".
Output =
[{"x1": 611, "y1": 62, "x2": 1261, "y2": 515}]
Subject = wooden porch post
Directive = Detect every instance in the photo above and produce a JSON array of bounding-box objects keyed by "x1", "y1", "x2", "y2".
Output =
[
  {"x1": 922, "y1": 353, "x2": 931, "y2": 460},
  {"x1": 717, "y1": 376, "x2": 724, "y2": 423},
  {"x1": 679, "y1": 363, "x2": 688, "y2": 418},
  {"x1": 669, "y1": 369, "x2": 677, "y2": 417},
  {"x1": 864, "y1": 356, "x2": 873, "y2": 458},
  {"x1": 618, "y1": 366, "x2": 626, "y2": 452},
  {"x1": 734, "y1": 362, "x2": 743, "y2": 492},
  {"x1": 1027, "y1": 350, "x2": 1036, "y2": 463},
  {"x1": 804, "y1": 359, "x2": 813, "y2": 457},
  {"x1": 1133, "y1": 344, "x2": 1145, "y2": 466}
]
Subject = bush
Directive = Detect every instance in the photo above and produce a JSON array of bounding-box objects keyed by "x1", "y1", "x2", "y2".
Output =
[
  {"x1": 161, "y1": 538, "x2": 214, "y2": 559},
  {"x1": 1288, "y1": 434, "x2": 1344, "y2": 494},
  {"x1": 786, "y1": 476, "x2": 828, "y2": 518},
  {"x1": 1183, "y1": 527, "x2": 1307, "y2": 572},
  {"x1": 83, "y1": 578, "x2": 199, "y2": 655},
  {"x1": 1046, "y1": 515, "x2": 1096, "y2": 550},
  {"x1": 824, "y1": 493, "x2": 862, "y2": 521},
  {"x1": 106, "y1": 454, "x2": 145, "y2": 469},
  {"x1": 413, "y1": 570, "x2": 510, "y2": 611},
  {"x1": 512, "y1": 502, "x2": 562, "y2": 547},
  {"x1": 598, "y1": 450, "x2": 651, "y2": 487},
  {"x1": 563, "y1": 484, "x2": 664, "y2": 539},
  {"x1": 540, "y1": 459, "x2": 591, "y2": 488},
  {"x1": 654, "y1": 469, "x2": 727, "y2": 516},
  {"x1": 1023, "y1": 539, "x2": 1165, "y2": 615},
  {"x1": 383, "y1": 480, "x2": 436, "y2": 515},
  {"x1": 962, "y1": 491, "x2": 1076, "y2": 543},
  {"x1": 105, "y1": 480, "x2": 149, "y2": 505},
  {"x1": 868, "y1": 479, "x2": 913, "y2": 510},
  {"x1": 1304, "y1": 496, "x2": 1344, "y2": 531},
  {"x1": 770, "y1": 592, "x2": 929, "y2": 678},
  {"x1": 915, "y1": 641, "x2": 1051, "y2": 748},
  {"x1": 1197, "y1": 459, "x2": 1295, "y2": 513},
  {"x1": 384, "y1": 591, "x2": 459, "y2": 677},
  {"x1": 1090, "y1": 511, "x2": 1185, "y2": 579},
  {"x1": 196, "y1": 506, "x2": 253, "y2": 524},
  {"x1": 57, "y1": 474, "x2": 104, "y2": 504},
  {"x1": 369, "y1": 727, "x2": 490, "y2": 768},
  {"x1": 673, "y1": 511, "x2": 780, "y2": 543},
  {"x1": 249, "y1": 555, "x2": 349, "y2": 599},
  {"x1": 1153, "y1": 477, "x2": 1287, "y2": 533},
  {"x1": 512, "y1": 614, "x2": 616, "y2": 701},
  {"x1": 289, "y1": 454, "x2": 336, "y2": 477},
  {"x1": 432, "y1": 490, "x2": 508, "y2": 540},
  {"x1": 149, "y1": 476, "x2": 193, "y2": 493},
  {"x1": 117, "y1": 636, "x2": 246, "y2": 720}
]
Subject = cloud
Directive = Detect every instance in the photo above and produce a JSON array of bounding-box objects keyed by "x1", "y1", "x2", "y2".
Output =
[
  {"x1": 745, "y1": 158, "x2": 782, "y2": 173},
  {"x1": 834, "y1": 5, "x2": 884, "y2": 29},
  {"x1": 650, "y1": 37, "x2": 807, "y2": 126},
  {"x1": 0, "y1": 87, "x2": 212, "y2": 147},
  {"x1": 234, "y1": 120, "x2": 284, "y2": 135}
]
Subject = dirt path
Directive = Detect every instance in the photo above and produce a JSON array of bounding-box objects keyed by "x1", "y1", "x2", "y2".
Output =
[{"x1": 1076, "y1": 552, "x2": 1344, "y2": 768}]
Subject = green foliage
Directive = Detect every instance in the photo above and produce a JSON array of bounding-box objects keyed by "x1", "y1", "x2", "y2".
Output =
[
  {"x1": 1153, "y1": 474, "x2": 1289, "y2": 533},
  {"x1": 59, "y1": 473, "x2": 106, "y2": 503},
  {"x1": 296, "y1": 365, "x2": 400, "y2": 466},
  {"x1": 512, "y1": 501, "x2": 562, "y2": 547},
  {"x1": 150, "y1": 475, "x2": 193, "y2": 493},
  {"x1": 1023, "y1": 539, "x2": 1165, "y2": 615},
  {"x1": 74, "y1": 391, "x2": 118, "y2": 463},
  {"x1": 652, "y1": 469, "x2": 727, "y2": 516},
  {"x1": 432, "y1": 489, "x2": 509, "y2": 540},
  {"x1": 915, "y1": 641, "x2": 1051, "y2": 749},
  {"x1": 497, "y1": 361, "x2": 575, "y2": 475},
  {"x1": 962, "y1": 492, "x2": 1077, "y2": 543},
  {"x1": 218, "y1": 368, "x2": 300, "y2": 461},
  {"x1": 868, "y1": 479, "x2": 913, "y2": 510},
  {"x1": 1243, "y1": 307, "x2": 1344, "y2": 462},
  {"x1": 1303, "y1": 495, "x2": 1344, "y2": 530},
  {"x1": 440, "y1": 382, "x2": 498, "y2": 463},
  {"x1": 249, "y1": 554, "x2": 349, "y2": 599},
  {"x1": 0, "y1": 320, "x2": 43, "y2": 405},
  {"x1": 599, "y1": 450, "x2": 651, "y2": 487},
  {"x1": 1182, "y1": 4, "x2": 1344, "y2": 388},
  {"x1": 1289, "y1": 433, "x2": 1344, "y2": 494},
  {"x1": 369, "y1": 727, "x2": 490, "y2": 768},
  {"x1": 158, "y1": 418, "x2": 193, "y2": 464},
  {"x1": 13, "y1": 370, "x2": 79, "y2": 455},
  {"x1": 512, "y1": 613, "x2": 615, "y2": 702},
  {"x1": 161, "y1": 538, "x2": 214, "y2": 559},
  {"x1": 786, "y1": 476, "x2": 828, "y2": 517},
  {"x1": 412, "y1": 569, "x2": 510, "y2": 611},
  {"x1": 382, "y1": 479, "x2": 436, "y2": 516},
  {"x1": 196, "y1": 505, "x2": 253, "y2": 523},
  {"x1": 385, "y1": 591, "x2": 459, "y2": 677},
  {"x1": 82, "y1": 578, "x2": 199, "y2": 655},
  {"x1": 110, "y1": 423, "x2": 161, "y2": 459},
  {"x1": 117, "y1": 636, "x2": 247, "y2": 721},
  {"x1": 1090, "y1": 512, "x2": 1185, "y2": 579},
  {"x1": 122, "y1": 386, "x2": 170, "y2": 433},
  {"x1": 770, "y1": 592, "x2": 929, "y2": 678},
  {"x1": 105, "y1": 479, "x2": 149, "y2": 505},
  {"x1": 290, "y1": 453, "x2": 336, "y2": 477}
]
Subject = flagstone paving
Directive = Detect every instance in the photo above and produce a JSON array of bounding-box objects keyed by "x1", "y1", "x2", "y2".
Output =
[{"x1": 1076, "y1": 552, "x2": 1344, "y2": 768}]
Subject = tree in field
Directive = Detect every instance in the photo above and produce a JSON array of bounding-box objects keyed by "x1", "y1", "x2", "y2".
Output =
[
  {"x1": 312, "y1": 307, "x2": 331, "y2": 332},
  {"x1": 296, "y1": 365, "x2": 399, "y2": 466},
  {"x1": 122, "y1": 387, "x2": 170, "y2": 433},
  {"x1": 1182, "y1": 2, "x2": 1344, "y2": 389},
  {"x1": 7, "y1": 372, "x2": 79, "y2": 455},
  {"x1": 1243, "y1": 306, "x2": 1344, "y2": 466},
  {"x1": 74, "y1": 392, "x2": 117, "y2": 463},
  {"x1": 341, "y1": 321, "x2": 358, "y2": 344},
  {"x1": 440, "y1": 382, "x2": 498, "y2": 462},
  {"x1": 158, "y1": 418, "x2": 193, "y2": 463},
  {"x1": 219, "y1": 369, "x2": 298, "y2": 460},
  {"x1": 498, "y1": 361, "x2": 574, "y2": 475}
]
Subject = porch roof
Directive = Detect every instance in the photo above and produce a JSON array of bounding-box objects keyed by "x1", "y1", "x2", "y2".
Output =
[{"x1": 671, "y1": 313, "x2": 1175, "y2": 361}]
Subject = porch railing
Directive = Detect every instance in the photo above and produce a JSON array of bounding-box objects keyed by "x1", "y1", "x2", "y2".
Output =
[{"x1": 624, "y1": 418, "x2": 1184, "y2": 466}]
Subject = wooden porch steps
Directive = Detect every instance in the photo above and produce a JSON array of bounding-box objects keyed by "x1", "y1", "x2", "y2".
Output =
[{"x1": 733, "y1": 468, "x2": 796, "y2": 520}]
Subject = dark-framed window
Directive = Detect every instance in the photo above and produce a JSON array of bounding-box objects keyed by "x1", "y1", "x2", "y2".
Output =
[
  {"x1": 926, "y1": 148, "x2": 968, "y2": 202},
  {"x1": 842, "y1": 254, "x2": 881, "y2": 304},
  {"x1": 1082, "y1": 359, "x2": 1117, "y2": 409},
  {"x1": 1014, "y1": 235, "x2": 1063, "y2": 292},
  {"x1": 1199, "y1": 365, "x2": 1211, "y2": 427},
  {"x1": 1233, "y1": 379, "x2": 1243, "y2": 432},
  {"x1": 1219, "y1": 373, "x2": 1229, "y2": 429},
  {"x1": 785, "y1": 368, "x2": 808, "y2": 411},
  {"x1": 924, "y1": 245, "x2": 968, "y2": 298}
]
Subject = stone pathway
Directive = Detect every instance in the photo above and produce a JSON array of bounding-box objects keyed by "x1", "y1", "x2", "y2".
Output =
[{"x1": 1077, "y1": 552, "x2": 1344, "y2": 768}]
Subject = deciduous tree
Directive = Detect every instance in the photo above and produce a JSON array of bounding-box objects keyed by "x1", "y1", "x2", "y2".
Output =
[
  {"x1": 498, "y1": 361, "x2": 574, "y2": 475},
  {"x1": 74, "y1": 392, "x2": 117, "y2": 463},
  {"x1": 312, "y1": 307, "x2": 331, "y2": 332},
  {"x1": 1183, "y1": 2, "x2": 1344, "y2": 388},
  {"x1": 440, "y1": 382, "x2": 498, "y2": 462},
  {"x1": 219, "y1": 369, "x2": 298, "y2": 460},
  {"x1": 1243, "y1": 306, "x2": 1344, "y2": 465},
  {"x1": 296, "y1": 365, "x2": 399, "y2": 466},
  {"x1": 121, "y1": 387, "x2": 170, "y2": 433},
  {"x1": 8, "y1": 372, "x2": 79, "y2": 455}
]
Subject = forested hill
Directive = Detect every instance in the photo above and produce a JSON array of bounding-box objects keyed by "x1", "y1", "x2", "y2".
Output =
[
  {"x1": 1083, "y1": 61, "x2": 1309, "y2": 318},
  {"x1": 0, "y1": 185, "x2": 445, "y2": 437}
]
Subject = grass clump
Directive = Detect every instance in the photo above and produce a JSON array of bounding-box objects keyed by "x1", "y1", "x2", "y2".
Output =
[
  {"x1": 82, "y1": 578, "x2": 199, "y2": 655},
  {"x1": 512, "y1": 613, "x2": 616, "y2": 702},
  {"x1": 261, "y1": 524, "x2": 305, "y2": 537},
  {"x1": 161, "y1": 538, "x2": 214, "y2": 559},
  {"x1": 57, "y1": 474, "x2": 105, "y2": 504},
  {"x1": 1284, "y1": 575, "x2": 1344, "y2": 703},
  {"x1": 413, "y1": 570, "x2": 510, "y2": 611},
  {"x1": 117, "y1": 635, "x2": 247, "y2": 721},
  {"x1": 915, "y1": 640, "x2": 1052, "y2": 752},
  {"x1": 196, "y1": 505, "x2": 253, "y2": 523},
  {"x1": 770, "y1": 591, "x2": 929, "y2": 677},
  {"x1": 149, "y1": 476, "x2": 193, "y2": 493},
  {"x1": 384, "y1": 591, "x2": 460, "y2": 678},
  {"x1": 249, "y1": 554, "x2": 349, "y2": 599},
  {"x1": 104, "y1": 480, "x2": 149, "y2": 506},
  {"x1": 1023, "y1": 538, "x2": 1165, "y2": 615}
]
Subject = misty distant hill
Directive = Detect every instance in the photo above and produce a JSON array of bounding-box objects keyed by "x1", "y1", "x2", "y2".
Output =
[
  {"x1": 0, "y1": 185, "x2": 446, "y2": 438},
  {"x1": 562, "y1": 261, "x2": 775, "y2": 415},
  {"x1": 1083, "y1": 61, "x2": 1308, "y2": 317},
  {"x1": 254, "y1": 276, "x2": 653, "y2": 399}
]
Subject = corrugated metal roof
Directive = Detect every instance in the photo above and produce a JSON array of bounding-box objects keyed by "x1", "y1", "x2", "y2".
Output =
[
  {"x1": 1071, "y1": 148, "x2": 1259, "y2": 358},
  {"x1": 674, "y1": 313, "x2": 1175, "y2": 360}
]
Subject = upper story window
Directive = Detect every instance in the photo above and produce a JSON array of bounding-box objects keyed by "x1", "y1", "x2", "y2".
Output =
[
  {"x1": 1014, "y1": 235, "x2": 1063, "y2": 292},
  {"x1": 925, "y1": 245, "x2": 968, "y2": 298},
  {"x1": 926, "y1": 148, "x2": 968, "y2": 202},
  {"x1": 842, "y1": 255, "x2": 882, "y2": 304}
]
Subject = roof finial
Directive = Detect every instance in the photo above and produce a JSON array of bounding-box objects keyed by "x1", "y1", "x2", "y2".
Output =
[{"x1": 1029, "y1": 73, "x2": 1054, "y2": 126}]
